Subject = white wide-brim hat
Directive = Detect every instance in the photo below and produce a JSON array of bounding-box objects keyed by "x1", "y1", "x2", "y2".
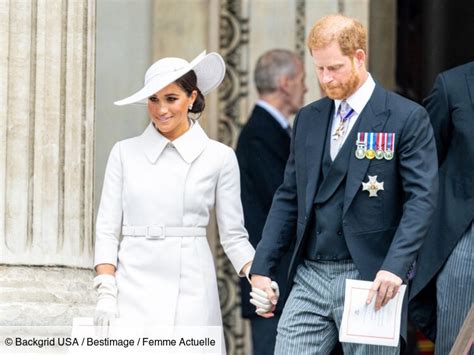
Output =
[{"x1": 114, "y1": 51, "x2": 225, "y2": 106}]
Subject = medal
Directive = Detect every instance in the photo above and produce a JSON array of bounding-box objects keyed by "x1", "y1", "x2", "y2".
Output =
[
  {"x1": 332, "y1": 104, "x2": 355, "y2": 140},
  {"x1": 355, "y1": 132, "x2": 366, "y2": 159},
  {"x1": 375, "y1": 132, "x2": 384, "y2": 159},
  {"x1": 384, "y1": 133, "x2": 395, "y2": 160},
  {"x1": 362, "y1": 175, "x2": 384, "y2": 197},
  {"x1": 365, "y1": 132, "x2": 375, "y2": 159},
  {"x1": 356, "y1": 146, "x2": 366, "y2": 159}
]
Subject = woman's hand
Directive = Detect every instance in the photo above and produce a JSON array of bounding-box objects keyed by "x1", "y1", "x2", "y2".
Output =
[{"x1": 93, "y1": 264, "x2": 118, "y2": 335}]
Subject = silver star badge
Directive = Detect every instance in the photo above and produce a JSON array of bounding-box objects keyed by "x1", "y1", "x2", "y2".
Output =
[{"x1": 362, "y1": 175, "x2": 384, "y2": 197}]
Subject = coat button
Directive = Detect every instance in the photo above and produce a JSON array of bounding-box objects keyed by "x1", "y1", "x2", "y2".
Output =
[{"x1": 337, "y1": 230, "x2": 343, "y2": 236}]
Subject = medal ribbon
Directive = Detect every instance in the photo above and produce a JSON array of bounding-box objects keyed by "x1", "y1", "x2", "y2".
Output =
[
  {"x1": 376, "y1": 132, "x2": 383, "y2": 150},
  {"x1": 387, "y1": 133, "x2": 393, "y2": 152},
  {"x1": 340, "y1": 107, "x2": 355, "y2": 123},
  {"x1": 368, "y1": 132, "x2": 375, "y2": 151}
]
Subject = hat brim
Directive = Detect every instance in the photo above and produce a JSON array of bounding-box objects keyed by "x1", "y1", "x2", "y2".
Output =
[{"x1": 114, "y1": 51, "x2": 225, "y2": 106}]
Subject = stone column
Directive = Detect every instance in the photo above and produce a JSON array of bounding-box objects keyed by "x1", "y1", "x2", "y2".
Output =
[{"x1": 0, "y1": 0, "x2": 96, "y2": 325}]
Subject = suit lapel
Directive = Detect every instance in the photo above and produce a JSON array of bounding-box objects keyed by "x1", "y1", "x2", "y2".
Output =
[
  {"x1": 314, "y1": 118, "x2": 360, "y2": 204},
  {"x1": 304, "y1": 98, "x2": 333, "y2": 214},
  {"x1": 343, "y1": 85, "x2": 390, "y2": 216}
]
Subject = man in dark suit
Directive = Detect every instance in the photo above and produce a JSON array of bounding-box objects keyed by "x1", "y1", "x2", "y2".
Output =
[
  {"x1": 236, "y1": 49, "x2": 307, "y2": 355},
  {"x1": 409, "y1": 62, "x2": 474, "y2": 354},
  {"x1": 249, "y1": 14, "x2": 438, "y2": 354}
]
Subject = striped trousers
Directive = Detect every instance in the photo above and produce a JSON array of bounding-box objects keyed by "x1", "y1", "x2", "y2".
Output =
[
  {"x1": 275, "y1": 260, "x2": 400, "y2": 355},
  {"x1": 436, "y1": 221, "x2": 474, "y2": 355}
]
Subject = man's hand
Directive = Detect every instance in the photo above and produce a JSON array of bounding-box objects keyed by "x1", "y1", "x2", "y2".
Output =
[
  {"x1": 250, "y1": 274, "x2": 279, "y2": 318},
  {"x1": 366, "y1": 270, "x2": 403, "y2": 311}
]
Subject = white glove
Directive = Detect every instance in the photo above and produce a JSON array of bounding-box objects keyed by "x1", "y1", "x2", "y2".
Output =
[
  {"x1": 250, "y1": 281, "x2": 280, "y2": 315},
  {"x1": 93, "y1": 274, "x2": 118, "y2": 328}
]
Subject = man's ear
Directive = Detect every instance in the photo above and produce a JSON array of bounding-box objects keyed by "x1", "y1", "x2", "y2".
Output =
[
  {"x1": 354, "y1": 49, "x2": 366, "y2": 68},
  {"x1": 279, "y1": 75, "x2": 290, "y2": 93}
]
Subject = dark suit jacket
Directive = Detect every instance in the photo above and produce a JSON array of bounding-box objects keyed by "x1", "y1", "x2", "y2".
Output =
[
  {"x1": 236, "y1": 104, "x2": 293, "y2": 318},
  {"x1": 250, "y1": 84, "x2": 438, "y2": 342},
  {"x1": 409, "y1": 62, "x2": 474, "y2": 341}
]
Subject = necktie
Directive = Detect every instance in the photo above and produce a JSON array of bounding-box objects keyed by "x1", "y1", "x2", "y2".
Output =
[
  {"x1": 285, "y1": 125, "x2": 292, "y2": 137},
  {"x1": 332, "y1": 100, "x2": 353, "y2": 140},
  {"x1": 330, "y1": 100, "x2": 354, "y2": 160}
]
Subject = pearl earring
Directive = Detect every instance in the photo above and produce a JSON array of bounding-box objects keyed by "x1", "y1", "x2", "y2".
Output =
[{"x1": 188, "y1": 104, "x2": 193, "y2": 111}]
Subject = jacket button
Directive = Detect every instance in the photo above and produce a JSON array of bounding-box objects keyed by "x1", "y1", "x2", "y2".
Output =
[{"x1": 337, "y1": 230, "x2": 343, "y2": 236}]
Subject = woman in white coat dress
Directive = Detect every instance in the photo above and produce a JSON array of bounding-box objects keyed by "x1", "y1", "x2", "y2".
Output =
[{"x1": 93, "y1": 51, "x2": 255, "y2": 336}]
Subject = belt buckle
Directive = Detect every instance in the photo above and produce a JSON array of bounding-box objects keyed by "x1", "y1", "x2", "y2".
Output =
[{"x1": 146, "y1": 225, "x2": 165, "y2": 240}]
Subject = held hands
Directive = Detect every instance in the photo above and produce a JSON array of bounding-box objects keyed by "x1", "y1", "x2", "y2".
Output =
[
  {"x1": 93, "y1": 274, "x2": 119, "y2": 328},
  {"x1": 249, "y1": 274, "x2": 280, "y2": 318},
  {"x1": 251, "y1": 281, "x2": 280, "y2": 316},
  {"x1": 366, "y1": 270, "x2": 403, "y2": 311}
]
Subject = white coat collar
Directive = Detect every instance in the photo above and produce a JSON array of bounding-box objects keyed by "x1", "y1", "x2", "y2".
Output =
[{"x1": 140, "y1": 120, "x2": 209, "y2": 164}]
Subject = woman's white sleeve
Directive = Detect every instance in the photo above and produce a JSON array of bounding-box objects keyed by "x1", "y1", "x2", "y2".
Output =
[
  {"x1": 94, "y1": 142, "x2": 123, "y2": 267},
  {"x1": 215, "y1": 147, "x2": 255, "y2": 275}
]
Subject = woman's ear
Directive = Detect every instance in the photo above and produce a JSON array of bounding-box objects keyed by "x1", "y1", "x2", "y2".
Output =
[{"x1": 191, "y1": 89, "x2": 198, "y2": 103}]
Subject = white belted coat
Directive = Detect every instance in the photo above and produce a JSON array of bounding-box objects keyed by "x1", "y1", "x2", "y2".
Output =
[{"x1": 94, "y1": 121, "x2": 255, "y2": 327}]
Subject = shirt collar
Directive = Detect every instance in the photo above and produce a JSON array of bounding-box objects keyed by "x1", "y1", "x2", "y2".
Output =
[
  {"x1": 140, "y1": 120, "x2": 209, "y2": 164},
  {"x1": 334, "y1": 73, "x2": 376, "y2": 115},
  {"x1": 256, "y1": 100, "x2": 289, "y2": 129}
]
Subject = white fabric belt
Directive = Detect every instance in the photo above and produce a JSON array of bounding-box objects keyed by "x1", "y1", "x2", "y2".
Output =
[{"x1": 122, "y1": 225, "x2": 206, "y2": 239}]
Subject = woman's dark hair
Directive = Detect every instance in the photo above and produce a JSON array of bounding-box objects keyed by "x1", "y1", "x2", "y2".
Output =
[{"x1": 174, "y1": 70, "x2": 205, "y2": 114}]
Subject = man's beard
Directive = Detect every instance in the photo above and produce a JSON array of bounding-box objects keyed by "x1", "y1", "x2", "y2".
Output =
[{"x1": 322, "y1": 64, "x2": 360, "y2": 100}]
